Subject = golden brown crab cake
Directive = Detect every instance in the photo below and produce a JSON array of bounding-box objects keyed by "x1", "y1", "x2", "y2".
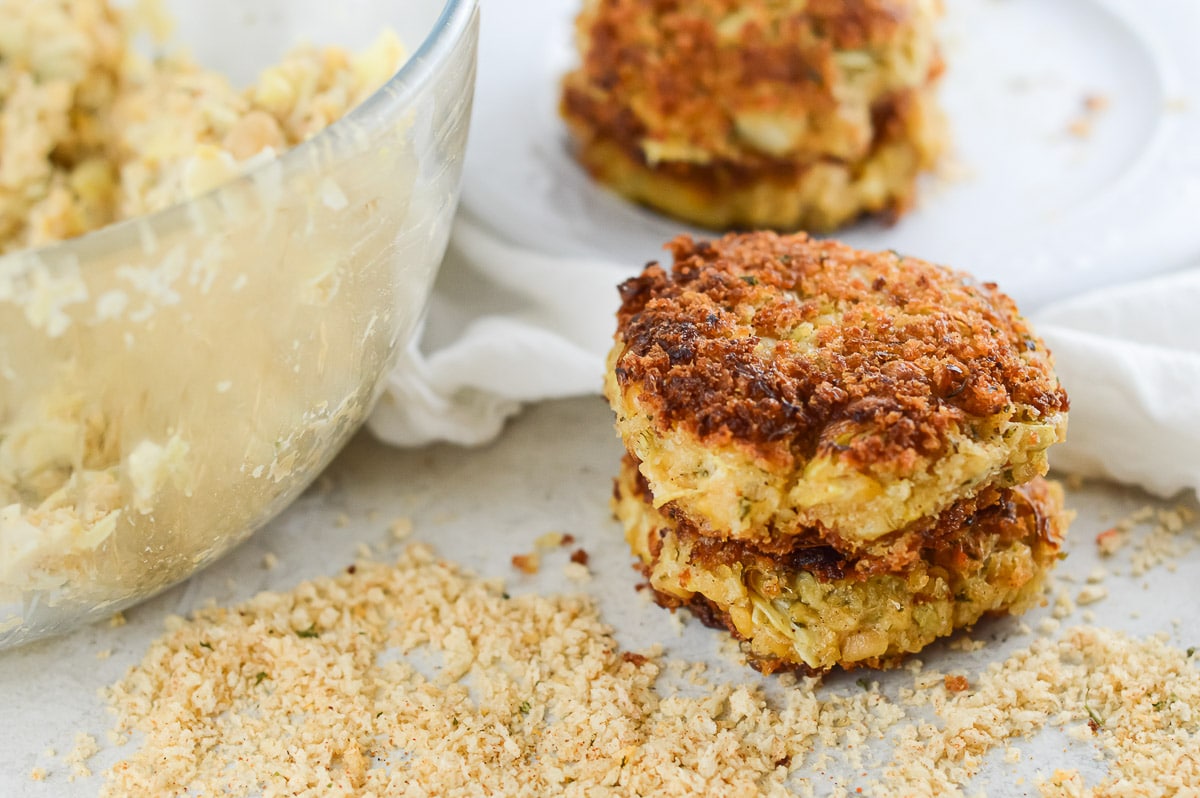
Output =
[
  {"x1": 605, "y1": 232, "x2": 1068, "y2": 554},
  {"x1": 559, "y1": 0, "x2": 946, "y2": 231},
  {"x1": 615, "y1": 456, "x2": 1068, "y2": 674}
]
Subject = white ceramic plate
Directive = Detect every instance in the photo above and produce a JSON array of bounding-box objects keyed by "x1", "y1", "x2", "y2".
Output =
[{"x1": 462, "y1": 0, "x2": 1200, "y2": 309}]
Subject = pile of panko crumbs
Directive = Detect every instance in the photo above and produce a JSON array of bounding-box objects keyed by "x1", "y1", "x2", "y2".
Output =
[{"x1": 65, "y1": 539, "x2": 1197, "y2": 798}]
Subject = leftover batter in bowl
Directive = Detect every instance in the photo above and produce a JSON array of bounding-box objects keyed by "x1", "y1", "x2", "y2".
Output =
[{"x1": 0, "y1": 0, "x2": 479, "y2": 646}]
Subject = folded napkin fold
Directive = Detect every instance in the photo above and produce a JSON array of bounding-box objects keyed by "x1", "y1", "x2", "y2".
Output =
[{"x1": 369, "y1": 216, "x2": 1200, "y2": 499}]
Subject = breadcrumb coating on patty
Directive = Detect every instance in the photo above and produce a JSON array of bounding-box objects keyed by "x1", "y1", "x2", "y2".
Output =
[
  {"x1": 615, "y1": 456, "x2": 1068, "y2": 674},
  {"x1": 560, "y1": 0, "x2": 945, "y2": 229},
  {"x1": 606, "y1": 232, "x2": 1068, "y2": 546}
]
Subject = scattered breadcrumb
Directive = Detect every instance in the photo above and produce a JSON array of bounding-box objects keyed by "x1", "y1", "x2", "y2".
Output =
[
  {"x1": 1075, "y1": 585, "x2": 1107, "y2": 606},
  {"x1": 388, "y1": 516, "x2": 414, "y2": 541},
  {"x1": 108, "y1": 613, "x2": 127, "y2": 628},
  {"x1": 1095, "y1": 504, "x2": 1198, "y2": 576},
  {"x1": 29, "y1": 767, "x2": 47, "y2": 781},
  {"x1": 569, "y1": 548, "x2": 589, "y2": 566},
  {"x1": 1052, "y1": 587, "x2": 1076, "y2": 620},
  {"x1": 944, "y1": 675, "x2": 970, "y2": 693},
  {"x1": 65, "y1": 732, "x2": 99, "y2": 781},
  {"x1": 1037, "y1": 618, "x2": 1061, "y2": 636},
  {"x1": 1040, "y1": 768, "x2": 1086, "y2": 797},
  {"x1": 563, "y1": 561, "x2": 591, "y2": 583},
  {"x1": 1067, "y1": 92, "x2": 1110, "y2": 139},
  {"x1": 1094, "y1": 528, "x2": 1123, "y2": 556},
  {"x1": 334, "y1": 513, "x2": 351, "y2": 528},
  {"x1": 1067, "y1": 118, "x2": 1092, "y2": 138},
  {"x1": 102, "y1": 544, "x2": 881, "y2": 796},
  {"x1": 92, "y1": 546, "x2": 1200, "y2": 797},
  {"x1": 947, "y1": 637, "x2": 987, "y2": 653},
  {"x1": 876, "y1": 627, "x2": 1200, "y2": 796},
  {"x1": 96, "y1": 648, "x2": 112, "y2": 660},
  {"x1": 1085, "y1": 567, "x2": 1107, "y2": 584},
  {"x1": 511, "y1": 551, "x2": 540, "y2": 575},
  {"x1": 261, "y1": 552, "x2": 279, "y2": 570},
  {"x1": 535, "y1": 531, "x2": 565, "y2": 548}
]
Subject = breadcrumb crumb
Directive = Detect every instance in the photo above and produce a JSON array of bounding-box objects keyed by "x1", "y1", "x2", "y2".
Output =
[
  {"x1": 65, "y1": 732, "x2": 98, "y2": 781},
  {"x1": 1037, "y1": 618, "x2": 1061, "y2": 636},
  {"x1": 535, "y1": 531, "x2": 565, "y2": 548},
  {"x1": 388, "y1": 516, "x2": 414, "y2": 541},
  {"x1": 1052, "y1": 587, "x2": 1076, "y2": 620},
  {"x1": 511, "y1": 552, "x2": 540, "y2": 574},
  {"x1": 563, "y1": 561, "x2": 591, "y2": 583},
  {"x1": 944, "y1": 674, "x2": 969, "y2": 693},
  {"x1": 93, "y1": 546, "x2": 1200, "y2": 798}
]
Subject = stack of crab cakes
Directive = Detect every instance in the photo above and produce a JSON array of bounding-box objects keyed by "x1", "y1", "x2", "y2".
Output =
[
  {"x1": 605, "y1": 232, "x2": 1071, "y2": 674},
  {"x1": 560, "y1": 0, "x2": 946, "y2": 231}
]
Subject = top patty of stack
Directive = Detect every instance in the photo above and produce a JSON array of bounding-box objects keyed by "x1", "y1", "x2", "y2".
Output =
[{"x1": 605, "y1": 232, "x2": 1069, "y2": 561}]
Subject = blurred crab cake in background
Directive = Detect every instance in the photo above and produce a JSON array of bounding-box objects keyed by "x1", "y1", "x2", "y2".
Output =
[
  {"x1": 605, "y1": 232, "x2": 1072, "y2": 674},
  {"x1": 560, "y1": 0, "x2": 947, "y2": 231}
]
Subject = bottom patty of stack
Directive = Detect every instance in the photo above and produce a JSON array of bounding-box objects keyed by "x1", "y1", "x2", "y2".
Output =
[{"x1": 615, "y1": 456, "x2": 1069, "y2": 675}]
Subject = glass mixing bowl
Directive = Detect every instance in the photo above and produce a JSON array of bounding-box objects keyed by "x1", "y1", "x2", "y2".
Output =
[{"x1": 0, "y1": 0, "x2": 478, "y2": 647}]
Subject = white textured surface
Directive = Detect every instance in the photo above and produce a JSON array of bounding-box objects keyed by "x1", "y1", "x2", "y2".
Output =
[{"x1": 2, "y1": 398, "x2": 1197, "y2": 795}]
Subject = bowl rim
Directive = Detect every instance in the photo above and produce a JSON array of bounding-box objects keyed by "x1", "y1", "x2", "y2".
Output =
[{"x1": 0, "y1": 0, "x2": 479, "y2": 274}]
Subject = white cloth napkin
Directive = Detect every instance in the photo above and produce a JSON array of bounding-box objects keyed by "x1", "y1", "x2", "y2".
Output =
[
  {"x1": 368, "y1": 216, "x2": 619, "y2": 446},
  {"x1": 369, "y1": 218, "x2": 1200, "y2": 499}
]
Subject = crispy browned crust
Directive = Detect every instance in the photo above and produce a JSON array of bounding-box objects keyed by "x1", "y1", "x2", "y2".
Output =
[
  {"x1": 562, "y1": 0, "x2": 935, "y2": 164},
  {"x1": 622, "y1": 453, "x2": 1052, "y2": 578},
  {"x1": 613, "y1": 232, "x2": 1069, "y2": 474},
  {"x1": 559, "y1": 0, "x2": 945, "y2": 230}
]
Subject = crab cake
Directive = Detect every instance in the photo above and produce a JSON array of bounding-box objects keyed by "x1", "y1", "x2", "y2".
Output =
[
  {"x1": 605, "y1": 232, "x2": 1068, "y2": 557},
  {"x1": 560, "y1": 0, "x2": 946, "y2": 231},
  {"x1": 615, "y1": 455, "x2": 1068, "y2": 674}
]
